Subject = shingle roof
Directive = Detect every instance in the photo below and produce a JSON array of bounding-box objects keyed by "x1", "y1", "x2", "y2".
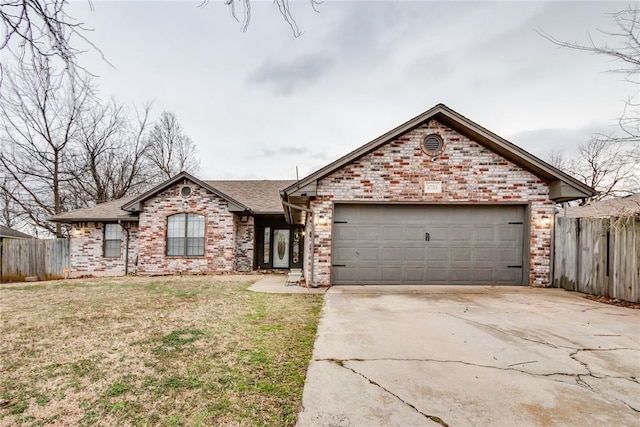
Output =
[
  {"x1": 49, "y1": 197, "x2": 138, "y2": 222},
  {"x1": 206, "y1": 180, "x2": 295, "y2": 213},
  {"x1": 0, "y1": 225, "x2": 33, "y2": 239},
  {"x1": 49, "y1": 179, "x2": 294, "y2": 223},
  {"x1": 561, "y1": 193, "x2": 640, "y2": 218}
]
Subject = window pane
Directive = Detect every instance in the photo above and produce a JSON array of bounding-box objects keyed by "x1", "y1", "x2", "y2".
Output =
[
  {"x1": 263, "y1": 227, "x2": 270, "y2": 264},
  {"x1": 167, "y1": 214, "x2": 186, "y2": 238},
  {"x1": 167, "y1": 237, "x2": 185, "y2": 256},
  {"x1": 187, "y1": 214, "x2": 204, "y2": 238},
  {"x1": 186, "y1": 237, "x2": 205, "y2": 256},
  {"x1": 104, "y1": 224, "x2": 122, "y2": 258},
  {"x1": 104, "y1": 224, "x2": 122, "y2": 240},
  {"x1": 166, "y1": 213, "x2": 205, "y2": 256},
  {"x1": 104, "y1": 240, "x2": 121, "y2": 257}
]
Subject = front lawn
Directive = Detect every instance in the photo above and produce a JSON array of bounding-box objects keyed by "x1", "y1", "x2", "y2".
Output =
[{"x1": 0, "y1": 275, "x2": 324, "y2": 426}]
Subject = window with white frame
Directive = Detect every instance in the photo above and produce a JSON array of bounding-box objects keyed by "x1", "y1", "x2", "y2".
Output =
[
  {"x1": 166, "y1": 213, "x2": 205, "y2": 256},
  {"x1": 103, "y1": 223, "x2": 122, "y2": 258}
]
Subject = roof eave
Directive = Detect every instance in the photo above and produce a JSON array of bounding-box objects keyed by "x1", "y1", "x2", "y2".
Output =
[
  {"x1": 284, "y1": 103, "x2": 596, "y2": 201},
  {"x1": 49, "y1": 216, "x2": 140, "y2": 223},
  {"x1": 121, "y1": 171, "x2": 250, "y2": 213}
]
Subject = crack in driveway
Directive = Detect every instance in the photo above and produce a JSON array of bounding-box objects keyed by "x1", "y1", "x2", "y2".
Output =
[
  {"x1": 324, "y1": 358, "x2": 450, "y2": 426},
  {"x1": 317, "y1": 352, "x2": 640, "y2": 413}
]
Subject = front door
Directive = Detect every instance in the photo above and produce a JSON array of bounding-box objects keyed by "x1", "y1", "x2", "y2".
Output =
[{"x1": 272, "y1": 229, "x2": 290, "y2": 268}]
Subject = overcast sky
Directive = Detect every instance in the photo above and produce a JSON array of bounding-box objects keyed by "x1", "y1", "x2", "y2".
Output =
[{"x1": 66, "y1": 0, "x2": 632, "y2": 180}]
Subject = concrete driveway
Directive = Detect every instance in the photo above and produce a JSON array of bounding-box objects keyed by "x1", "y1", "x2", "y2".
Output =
[{"x1": 297, "y1": 286, "x2": 640, "y2": 427}]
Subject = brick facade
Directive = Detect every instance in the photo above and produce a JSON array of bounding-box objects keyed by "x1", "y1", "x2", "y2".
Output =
[
  {"x1": 136, "y1": 183, "x2": 236, "y2": 275},
  {"x1": 68, "y1": 182, "x2": 259, "y2": 277},
  {"x1": 234, "y1": 215, "x2": 255, "y2": 272},
  {"x1": 306, "y1": 119, "x2": 555, "y2": 287},
  {"x1": 70, "y1": 222, "x2": 138, "y2": 277}
]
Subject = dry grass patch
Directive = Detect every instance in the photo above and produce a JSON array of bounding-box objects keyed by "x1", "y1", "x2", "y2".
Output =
[{"x1": 0, "y1": 275, "x2": 324, "y2": 426}]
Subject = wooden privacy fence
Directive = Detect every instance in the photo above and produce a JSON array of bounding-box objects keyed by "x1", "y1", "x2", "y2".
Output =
[
  {"x1": 553, "y1": 216, "x2": 640, "y2": 303},
  {"x1": 0, "y1": 238, "x2": 70, "y2": 282}
]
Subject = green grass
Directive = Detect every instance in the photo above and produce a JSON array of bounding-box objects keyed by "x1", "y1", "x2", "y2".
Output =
[{"x1": 0, "y1": 276, "x2": 324, "y2": 426}]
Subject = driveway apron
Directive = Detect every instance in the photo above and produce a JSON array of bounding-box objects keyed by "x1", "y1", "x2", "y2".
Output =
[{"x1": 297, "y1": 286, "x2": 640, "y2": 427}]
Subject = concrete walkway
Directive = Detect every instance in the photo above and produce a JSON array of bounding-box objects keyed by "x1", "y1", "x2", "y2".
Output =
[
  {"x1": 297, "y1": 286, "x2": 640, "y2": 426},
  {"x1": 248, "y1": 274, "x2": 328, "y2": 294}
]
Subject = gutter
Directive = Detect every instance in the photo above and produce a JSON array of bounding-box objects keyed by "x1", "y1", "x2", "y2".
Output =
[
  {"x1": 118, "y1": 220, "x2": 130, "y2": 277},
  {"x1": 281, "y1": 198, "x2": 317, "y2": 288}
]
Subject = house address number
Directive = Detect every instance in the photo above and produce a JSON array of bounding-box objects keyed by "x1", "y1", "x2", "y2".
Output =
[{"x1": 423, "y1": 180, "x2": 442, "y2": 194}]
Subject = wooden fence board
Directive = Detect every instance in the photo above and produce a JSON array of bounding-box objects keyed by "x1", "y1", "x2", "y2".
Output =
[
  {"x1": 611, "y1": 217, "x2": 640, "y2": 303},
  {"x1": 0, "y1": 238, "x2": 69, "y2": 282},
  {"x1": 554, "y1": 216, "x2": 640, "y2": 303}
]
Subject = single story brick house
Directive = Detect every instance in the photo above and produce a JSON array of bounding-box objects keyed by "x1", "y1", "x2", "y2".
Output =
[{"x1": 50, "y1": 104, "x2": 595, "y2": 286}]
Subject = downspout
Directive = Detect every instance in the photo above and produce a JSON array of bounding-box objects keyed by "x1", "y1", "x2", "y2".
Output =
[
  {"x1": 281, "y1": 199, "x2": 316, "y2": 288},
  {"x1": 118, "y1": 221, "x2": 130, "y2": 277}
]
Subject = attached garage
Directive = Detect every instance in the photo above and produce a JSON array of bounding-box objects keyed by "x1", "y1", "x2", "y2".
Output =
[
  {"x1": 281, "y1": 104, "x2": 596, "y2": 288},
  {"x1": 332, "y1": 204, "x2": 526, "y2": 285}
]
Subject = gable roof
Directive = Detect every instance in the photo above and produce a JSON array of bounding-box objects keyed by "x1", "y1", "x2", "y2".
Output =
[
  {"x1": 206, "y1": 180, "x2": 295, "y2": 213},
  {"x1": 0, "y1": 225, "x2": 33, "y2": 239},
  {"x1": 282, "y1": 103, "x2": 596, "y2": 203},
  {"x1": 49, "y1": 173, "x2": 294, "y2": 224},
  {"x1": 49, "y1": 197, "x2": 139, "y2": 222},
  {"x1": 121, "y1": 172, "x2": 250, "y2": 213}
]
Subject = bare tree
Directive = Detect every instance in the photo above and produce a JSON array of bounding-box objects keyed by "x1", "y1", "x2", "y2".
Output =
[
  {"x1": 0, "y1": 175, "x2": 19, "y2": 227},
  {"x1": 1, "y1": 0, "x2": 321, "y2": 82},
  {"x1": 547, "y1": 136, "x2": 639, "y2": 200},
  {"x1": 0, "y1": 57, "x2": 91, "y2": 236},
  {"x1": 146, "y1": 111, "x2": 200, "y2": 180},
  {"x1": 70, "y1": 100, "x2": 154, "y2": 204},
  {"x1": 539, "y1": 4, "x2": 639, "y2": 144},
  {"x1": 0, "y1": 0, "x2": 103, "y2": 83},
  {"x1": 540, "y1": 4, "x2": 640, "y2": 199}
]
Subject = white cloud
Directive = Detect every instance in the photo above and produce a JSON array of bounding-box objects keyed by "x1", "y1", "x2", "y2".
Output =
[{"x1": 63, "y1": 0, "x2": 632, "y2": 180}]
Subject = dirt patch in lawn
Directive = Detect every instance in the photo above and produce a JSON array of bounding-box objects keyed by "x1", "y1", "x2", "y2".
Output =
[{"x1": 0, "y1": 275, "x2": 324, "y2": 426}]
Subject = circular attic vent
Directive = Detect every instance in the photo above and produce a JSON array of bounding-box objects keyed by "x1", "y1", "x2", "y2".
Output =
[
  {"x1": 421, "y1": 134, "x2": 444, "y2": 156},
  {"x1": 180, "y1": 185, "x2": 193, "y2": 198}
]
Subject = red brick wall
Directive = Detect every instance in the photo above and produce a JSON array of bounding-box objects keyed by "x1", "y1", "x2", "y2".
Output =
[
  {"x1": 307, "y1": 119, "x2": 555, "y2": 286},
  {"x1": 70, "y1": 222, "x2": 138, "y2": 277},
  {"x1": 136, "y1": 183, "x2": 236, "y2": 275},
  {"x1": 234, "y1": 215, "x2": 254, "y2": 272}
]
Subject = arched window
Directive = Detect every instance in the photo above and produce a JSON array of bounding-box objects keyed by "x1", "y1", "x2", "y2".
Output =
[{"x1": 166, "y1": 213, "x2": 205, "y2": 256}]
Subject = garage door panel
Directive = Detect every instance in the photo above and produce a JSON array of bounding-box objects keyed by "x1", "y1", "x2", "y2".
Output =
[
  {"x1": 475, "y1": 227, "x2": 495, "y2": 242},
  {"x1": 331, "y1": 204, "x2": 525, "y2": 285},
  {"x1": 382, "y1": 267, "x2": 402, "y2": 282},
  {"x1": 427, "y1": 268, "x2": 449, "y2": 282},
  {"x1": 334, "y1": 247, "x2": 380, "y2": 262},
  {"x1": 450, "y1": 268, "x2": 471, "y2": 282},
  {"x1": 451, "y1": 247, "x2": 471, "y2": 261},
  {"x1": 427, "y1": 246, "x2": 449, "y2": 261},
  {"x1": 359, "y1": 267, "x2": 382, "y2": 282},
  {"x1": 333, "y1": 225, "x2": 357, "y2": 241},
  {"x1": 382, "y1": 247, "x2": 403, "y2": 261},
  {"x1": 405, "y1": 246, "x2": 425, "y2": 261},
  {"x1": 403, "y1": 226, "x2": 426, "y2": 240},
  {"x1": 358, "y1": 208, "x2": 381, "y2": 223},
  {"x1": 404, "y1": 268, "x2": 425, "y2": 281},
  {"x1": 499, "y1": 227, "x2": 520, "y2": 241},
  {"x1": 332, "y1": 267, "x2": 357, "y2": 283},
  {"x1": 358, "y1": 226, "x2": 383, "y2": 241},
  {"x1": 428, "y1": 226, "x2": 449, "y2": 241},
  {"x1": 473, "y1": 268, "x2": 495, "y2": 282},
  {"x1": 382, "y1": 226, "x2": 404, "y2": 241},
  {"x1": 496, "y1": 268, "x2": 520, "y2": 283},
  {"x1": 450, "y1": 228, "x2": 473, "y2": 241}
]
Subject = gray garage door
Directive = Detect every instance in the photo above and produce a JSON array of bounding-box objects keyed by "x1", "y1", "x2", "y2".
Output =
[{"x1": 332, "y1": 204, "x2": 526, "y2": 285}]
